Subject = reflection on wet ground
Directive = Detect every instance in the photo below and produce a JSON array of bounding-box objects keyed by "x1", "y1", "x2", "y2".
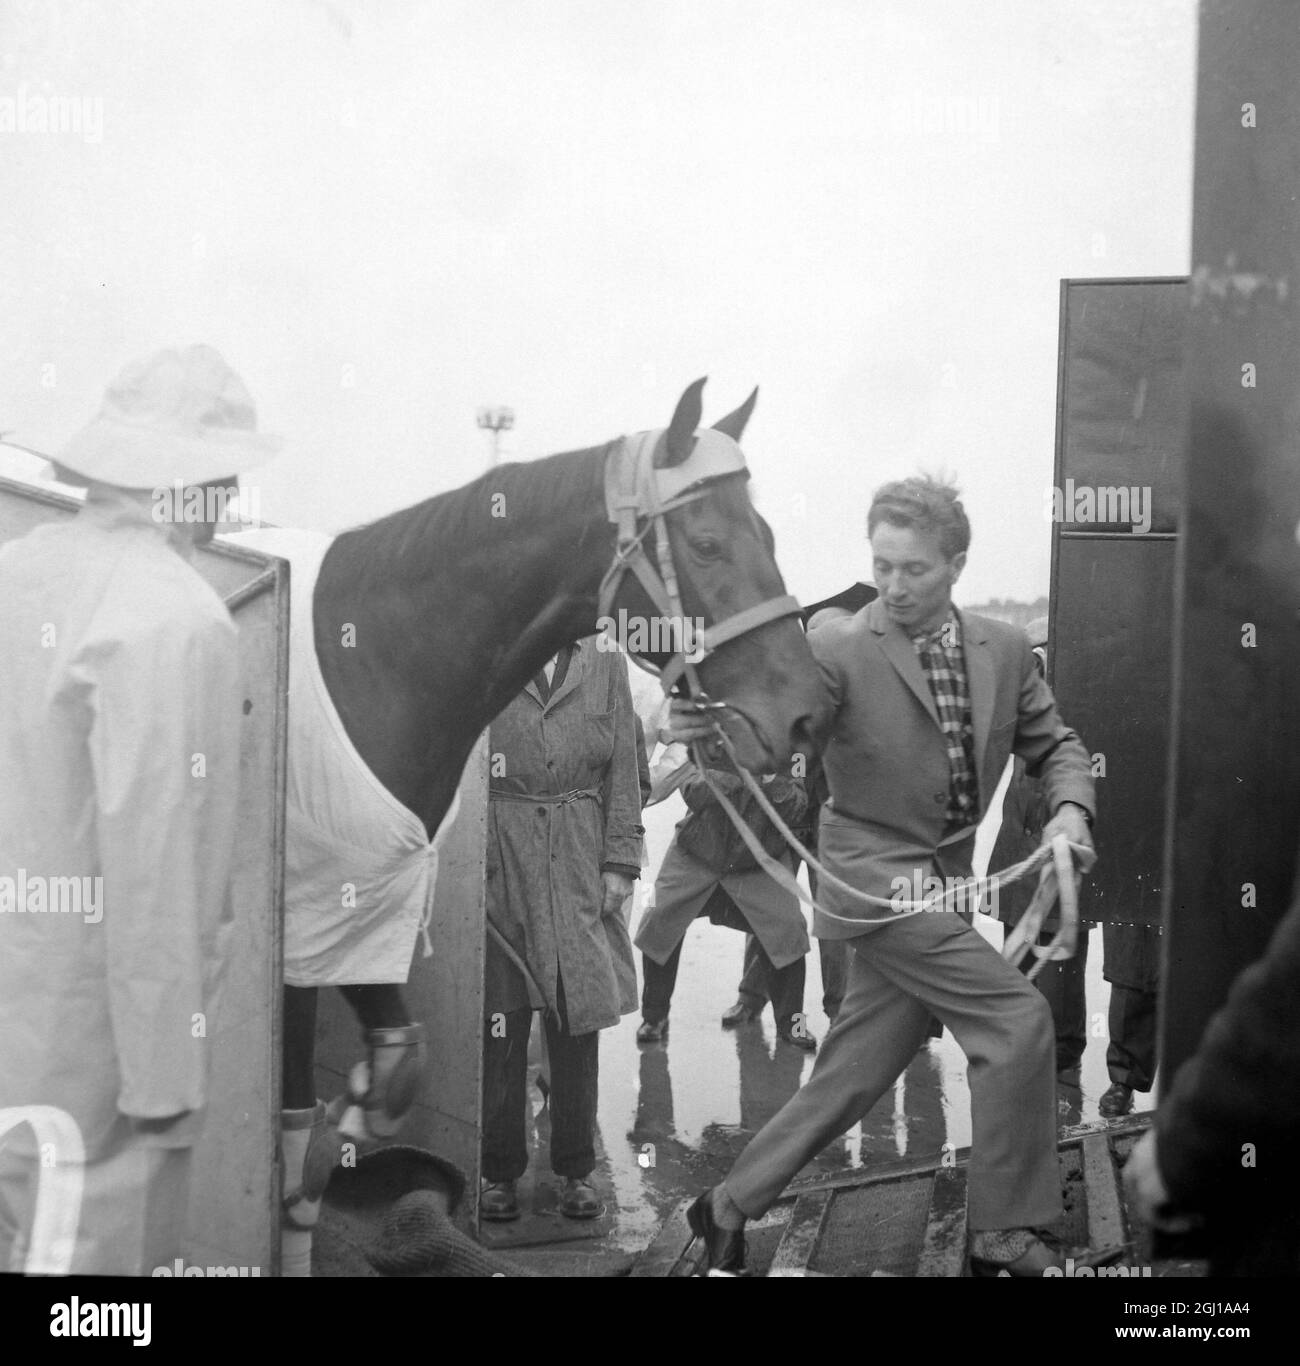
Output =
[{"x1": 491, "y1": 793, "x2": 1156, "y2": 1260}]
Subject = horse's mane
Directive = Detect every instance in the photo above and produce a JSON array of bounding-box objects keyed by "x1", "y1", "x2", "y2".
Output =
[{"x1": 325, "y1": 441, "x2": 611, "y2": 587}]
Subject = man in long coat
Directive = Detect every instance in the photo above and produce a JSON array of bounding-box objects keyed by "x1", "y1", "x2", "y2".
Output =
[
  {"x1": 480, "y1": 636, "x2": 643, "y2": 1221},
  {"x1": 0, "y1": 346, "x2": 275, "y2": 1274},
  {"x1": 635, "y1": 768, "x2": 816, "y2": 1049}
]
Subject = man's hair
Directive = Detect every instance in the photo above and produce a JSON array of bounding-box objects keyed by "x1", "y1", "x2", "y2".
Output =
[{"x1": 867, "y1": 475, "x2": 970, "y2": 561}]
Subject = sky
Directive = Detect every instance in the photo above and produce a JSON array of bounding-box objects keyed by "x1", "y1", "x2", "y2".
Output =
[{"x1": 0, "y1": 0, "x2": 1197, "y2": 604}]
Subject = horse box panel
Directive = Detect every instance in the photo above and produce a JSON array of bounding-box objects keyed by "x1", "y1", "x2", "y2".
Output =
[
  {"x1": 1051, "y1": 534, "x2": 1175, "y2": 925},
  {"x1": 1049, "y1": 279, "x2": 1187, "y2": 927},
  {"x1": 1056, "y1": 278, "x2": 1188, "y2": 535},
  {"x1": 0, "y1": 467, "x2": 286, "y2": 1275}
]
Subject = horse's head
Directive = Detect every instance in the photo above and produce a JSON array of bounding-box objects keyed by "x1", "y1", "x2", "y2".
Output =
[{"x1": 604, "y1": 379, "x2": 831, "y2": 774}]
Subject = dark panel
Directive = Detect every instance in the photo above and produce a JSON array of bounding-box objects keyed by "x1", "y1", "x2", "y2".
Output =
[
  {"x1": 1059, "y1": 279, "x2": 1189, "y2": 534},
  {"x1": 1050, "y1": 277, "x2": 1187, "y2": 927},
  {"x1": 1053, "y1": 535, "x2": 1176, "y2": 925},
  {"x1": 1163, "y1": 2, "x2": 1300, "y2": 1079}
]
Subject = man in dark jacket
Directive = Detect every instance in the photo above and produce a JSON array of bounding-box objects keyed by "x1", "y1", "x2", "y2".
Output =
[
  {"x1": 1125, "y1": 861, "x2": 1300, "y2": 1274},
  {"x1": 988, "y1": 617, "x2": 1089, "y2": 1086}
]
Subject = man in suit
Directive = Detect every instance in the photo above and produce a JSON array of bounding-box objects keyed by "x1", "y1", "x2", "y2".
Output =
[{"x1": 676, "y1": 475, "x2": 1096, "y2": 1276}]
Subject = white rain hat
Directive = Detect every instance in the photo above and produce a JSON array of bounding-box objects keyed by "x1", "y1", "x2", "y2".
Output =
[{"x1": 55, "y1": 345, "x2": 282, "y2": 489}]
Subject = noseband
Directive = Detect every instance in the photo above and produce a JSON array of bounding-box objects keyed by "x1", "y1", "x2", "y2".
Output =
[{"x1": 595, "y1": 429, "x2": 802, "y2": 699}]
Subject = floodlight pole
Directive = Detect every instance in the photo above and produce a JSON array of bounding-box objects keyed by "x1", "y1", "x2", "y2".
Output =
[{"x1": 476, "y1": 406, "x2": 515, "y2": 468}]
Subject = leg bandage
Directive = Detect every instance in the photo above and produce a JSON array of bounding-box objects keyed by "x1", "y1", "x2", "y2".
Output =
[
  {"x1": 280, "y1": 1101, "x2": 342, "y2": 1277},
  {"x1": 330, "y1": 1023, "x2": 427, "y2": 1144}
]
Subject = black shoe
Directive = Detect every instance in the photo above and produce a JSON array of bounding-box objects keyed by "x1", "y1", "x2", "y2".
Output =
[
  {"x1": 479, "y1": 1179, "x2": 520, "y2": 1222},
  {"x1": 559, "y1": 1177, "x2": 602, "y2": 1220},
  {"x1": 686, "y1": 1189, "x2": 746, "y2": 1275},
  {"x1": 1099, "y1": 1082, "x2": 1134, "y2": 1118},
  {"x1": 776, "y1": 1022, "x2": 818, "y2": 1052},
  {"x1": 721, "y1": 999, "x2": 760, "y2": 1028},
  {"x1": 636, "y1": 1018, "x2": 669, "y2": 1044}
]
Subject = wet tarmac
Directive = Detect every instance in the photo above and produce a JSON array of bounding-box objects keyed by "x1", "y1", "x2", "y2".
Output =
[{"x1": 476, "y1": 785, "x2": 1158, "y2": 1263}]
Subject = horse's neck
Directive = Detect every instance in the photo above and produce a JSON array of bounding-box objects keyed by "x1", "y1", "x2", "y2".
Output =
[{"x1": 313, "y1": 443, "x2": 615, "y2": 835}]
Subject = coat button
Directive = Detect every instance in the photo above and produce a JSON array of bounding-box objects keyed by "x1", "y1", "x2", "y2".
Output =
[
  {"x1": 536, "y1": 806, "x2": 546, "y2": 815},
  {"x1": 934, "y1": 793, "x2": 946, "y2": 804}
]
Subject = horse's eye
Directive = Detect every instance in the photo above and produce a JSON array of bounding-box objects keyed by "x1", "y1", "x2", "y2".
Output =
[{"x1": 690, "y1": 537, "x2": 724, "y2": 561}]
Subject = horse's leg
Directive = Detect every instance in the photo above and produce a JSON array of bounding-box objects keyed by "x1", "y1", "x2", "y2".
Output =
[
  {"x1": 329, "y1": 984, "x2": 427, "y2": 1142},
  {"x1": 280, "y1": 985, "x2": 338, "y2": 1277}
]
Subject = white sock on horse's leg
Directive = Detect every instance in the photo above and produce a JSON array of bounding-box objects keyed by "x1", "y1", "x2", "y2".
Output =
[{"x1": 280, "y1": 1101, "x2": 339, "y2": 1278}]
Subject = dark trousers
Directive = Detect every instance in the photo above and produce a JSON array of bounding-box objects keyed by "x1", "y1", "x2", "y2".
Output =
[
  {"x1": 481, "y1": 976, "x2": 599, "y2": 1182},
  {"x1": 1106, "y1": 982, "x2": 1158, "y2": 1092},
  {"x1": 1015, "y1": 927, "x2": 1088, "y2": 1076},
  {"x1": 737, "y1": 933, "x2": 847, "y2": 1020},
  {"x1": 643, "y1": 936, "x2": 806, "y2": 1032}
]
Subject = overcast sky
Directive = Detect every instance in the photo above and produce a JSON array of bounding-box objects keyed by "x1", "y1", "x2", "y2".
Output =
[{"x1": 0, "y1": 0, "x2": 1196, "y2": 603}]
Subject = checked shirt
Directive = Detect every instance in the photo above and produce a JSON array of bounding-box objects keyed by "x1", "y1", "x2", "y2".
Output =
[{"x1": 910, "y1": 610, "x2": 979, "y2": 833}]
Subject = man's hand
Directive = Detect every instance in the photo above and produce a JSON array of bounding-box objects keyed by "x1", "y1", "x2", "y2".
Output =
[
  {"x1": 601, "y1": 871, "x2": 634, "y2": 918},
  {"x1": 663, "y1": 698, "x2": 726, "y2": 758},
  {"x1": 1042, "y1": 801, "x2": 1096, "y2": 872},
  {"x1": 1123, "y1": 1129, "x2": 1198, "y2": 1235}
]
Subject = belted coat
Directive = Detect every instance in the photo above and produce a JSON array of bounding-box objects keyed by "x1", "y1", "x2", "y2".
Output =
[
  {"x1": 483, "y1": 638, "x2": 644, "y2": 1036},
  {"x1": 635, "y1": 769, "x2": 812, "y2": 969}
]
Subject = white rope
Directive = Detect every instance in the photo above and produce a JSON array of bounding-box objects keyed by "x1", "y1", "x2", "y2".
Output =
[{"x1": 689, "y1": 726, "x2": 1092, "y2": 941}]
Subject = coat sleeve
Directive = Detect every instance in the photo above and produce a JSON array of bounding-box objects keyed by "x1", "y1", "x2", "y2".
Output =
[
  {"x1": 85, "y1": 607, "x2": 242, "y2": 1122},
  {"x1": 1009, "y1": 634, "x2": 1095, "y2": 822},
  {"x1": 633, "y1": 715, "x2": 652, "y2": 807},
  {"x1": 599, "y1": 653, "x2": 645, "y2": 880},
  {"x1": 1155, "y1": 878, "x2": 1300, "y2": 1214}
]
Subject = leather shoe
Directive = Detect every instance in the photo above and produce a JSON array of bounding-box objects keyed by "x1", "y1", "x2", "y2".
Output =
[
  {"x1": 776, "y1": 1023, "x2": 818, "y2": 1052},
  {"x1": 1099, "y1": 1082, "x2": 1134, "y2": 1118},
  {"x1": 721, "y1": 998, "x2": 760, "y2": 1028},
  {"x1": 969, "y1": 1227, "x2": 1064, "y2": 1277},
  {"x1": 560, "y1": 1178, "x2": 601, "y2": 1220},
  {"x1": 636, "y1": 1019, "x2": 668, "y2": 1044},
  {"x1": 686, "y1": 1189, "x2": 746, "y2": 1275},
  {"x1": 479, "y1": 1179, "x2": 520, "y2": 1222}
]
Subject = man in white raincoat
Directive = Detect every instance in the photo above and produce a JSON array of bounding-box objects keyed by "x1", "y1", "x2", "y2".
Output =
[{"x1": 0, "y1": 346, "x2": 278, "y2": 1275}]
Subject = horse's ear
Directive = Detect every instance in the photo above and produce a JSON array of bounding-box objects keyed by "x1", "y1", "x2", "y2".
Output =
[
  {"x1": 712, "y1": 387, "x2": 759, "y2": 443},
  {"x1": 659, "y1": 377, "x2": 707, "y2": 467}
]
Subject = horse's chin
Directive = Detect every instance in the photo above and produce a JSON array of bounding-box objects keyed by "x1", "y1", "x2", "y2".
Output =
[{"x1": 715, "y1": 707, "x2": 777, "y2": 776}]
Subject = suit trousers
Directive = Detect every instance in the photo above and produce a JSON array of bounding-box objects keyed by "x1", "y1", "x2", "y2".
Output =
[{"x1": 724, "y1": 908, "x2": 1062, "y2": 1231}]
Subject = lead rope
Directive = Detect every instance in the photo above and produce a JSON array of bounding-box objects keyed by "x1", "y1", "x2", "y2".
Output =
[{"x1": 687, "y1": 719, "x2": 1088, "y2": 956}]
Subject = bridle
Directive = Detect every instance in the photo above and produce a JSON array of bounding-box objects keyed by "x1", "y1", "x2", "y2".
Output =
[{"x1": 595, "y1": 427, "x2": 802, "y2": 700}]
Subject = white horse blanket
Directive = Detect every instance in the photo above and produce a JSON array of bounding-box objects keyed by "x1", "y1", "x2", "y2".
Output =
[{"x1": 231, "y1": 529, "x2": 459, "y2": 986}]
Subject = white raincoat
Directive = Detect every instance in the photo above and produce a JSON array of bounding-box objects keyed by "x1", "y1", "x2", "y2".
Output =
[{"x1": 0, "y1": 486, "x2": 241, "y2": 1271}]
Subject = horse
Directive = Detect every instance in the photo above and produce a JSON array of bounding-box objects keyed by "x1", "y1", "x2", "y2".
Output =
[{"x1": 268, "y1": 379, "x2": 830, "y2": 1272}]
